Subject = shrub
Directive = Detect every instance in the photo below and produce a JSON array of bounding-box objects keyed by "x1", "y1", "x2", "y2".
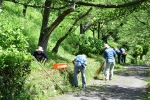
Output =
[
  {"x1": 0, "y1": 23, "x2": 32, "y2": 99},
  {"x1": 0, "y1": 50, "x2": 32, "y2": 99},
  {"x1": 132, "y1": 45, "x2": 143, "y2": 58},
  {"x1": 78, "y1": 37, "x2": 104, "y2": 56},
  {"x1": 0, "y1": 23, "x2": 28, "y2": 52}
]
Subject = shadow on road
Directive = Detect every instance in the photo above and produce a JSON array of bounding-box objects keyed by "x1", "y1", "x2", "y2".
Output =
[
  {"x1": 72, "y1": 65, "x2": 149, "y2": 100},
  {"x1": 115, "y1": 65, "x2": 149, "y2": 79},
  {"x1": 73, "y1": 84, "x2": 147, "y2": 100}
]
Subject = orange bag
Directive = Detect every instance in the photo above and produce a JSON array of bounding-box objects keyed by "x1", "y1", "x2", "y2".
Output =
[{"x1": 52, "y1": 63, "x2": 68, "y2": 70}]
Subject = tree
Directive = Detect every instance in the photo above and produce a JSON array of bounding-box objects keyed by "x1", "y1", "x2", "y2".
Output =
[
  {"x1": 22, "y1": 0, "x2": 32, "y2": 17},
  {"x1": 37, "y1": 0, "x2": 52, "y2": 51},
  {"x1": 52, "y1": 7, "x2": 92, "y2": 53},
  {"x1": 38, "y1": 5, "x2": 75, "y2": 51},
  {"x1": 0, "y1": 0, "x2": 2, "y2": 12},
  {"x1": 4, "y1": 0, "x2": 148, "y2": 52}
]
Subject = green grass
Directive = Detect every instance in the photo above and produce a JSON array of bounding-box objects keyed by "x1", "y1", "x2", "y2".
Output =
[{"x1": 22, "y1": 47, "x2": 105, "y2": 99}]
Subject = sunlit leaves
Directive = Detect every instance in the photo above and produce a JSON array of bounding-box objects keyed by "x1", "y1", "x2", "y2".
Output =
[
  {"x1": 78, "y1": 37, "x2": 104, "y2": 55},
  {"x1": 0, "y1": 23, "x2": 29, "y2": 52},
  {"x1": 0, "y1": 23, "x2": 32, "y2": 99}
]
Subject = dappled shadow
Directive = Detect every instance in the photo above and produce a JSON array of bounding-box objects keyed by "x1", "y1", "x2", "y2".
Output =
[
  {"x1": 46, "y1": 52, "x2": 71, "y2": 64},
  {"x1": 47, "y1": 65, "x2": 149, "y2": 100},
  {"x1": 72, "y1": 84, "x2": 147, "y2": 100},
  {"x1": 70, "y1": 65, "x2": 149, "y2": 100},
  {"x1": 115, "y1": 65, "x2": 149, "y2": 79}
]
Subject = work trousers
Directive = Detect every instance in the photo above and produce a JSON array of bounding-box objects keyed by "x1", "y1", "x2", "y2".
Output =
[
  {"x1": 104, "y1": 62, "x2": 115, "y2": 80},
  {"x1": 121, "y1": 54, "x2": 126, "y2": 63},
  {"x1": 74, "y1": 65, "x2": 86, "y2": 87},
  {"x1": 117, "y1": 54, "x2": 121, "y2": 64}
]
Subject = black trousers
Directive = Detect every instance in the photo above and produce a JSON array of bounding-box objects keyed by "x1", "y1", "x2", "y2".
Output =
[
  {"x1": 117, "y1": 54, "x2": 121, "y2": 64},
  {"x1": 121, "y1": 54, "x2": 126, "y2": 63}
]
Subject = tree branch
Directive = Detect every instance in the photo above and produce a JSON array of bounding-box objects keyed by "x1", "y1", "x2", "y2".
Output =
[
  {"x1": 134, "y1": 16, "x2": 146, "y2": 25},
  {"x1": 64, "y1": 0, "x2": 147, "y2": 8},
  {"x1": 5, "y1": 0, "x2": 147, "y2": 9},
  {"x1": 4, "y1": 0, "x2": 69, "y2": 9},
  {"x1": 52, "y1": 7, "x2": 93, "y2": 53},
  {"x1": 43, "y1": 7, "x2": 74, "y2": 43}
]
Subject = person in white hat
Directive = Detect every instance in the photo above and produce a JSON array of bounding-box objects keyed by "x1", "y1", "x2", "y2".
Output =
[
  {"x1": 103, "y1": 44, "x2": 116, "y2": 81},
  {"x1": 33, "y1": 46, "x2": 48, "y2": 62}
]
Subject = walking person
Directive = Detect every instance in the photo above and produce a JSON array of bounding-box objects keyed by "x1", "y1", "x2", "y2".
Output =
[
  {"x1": 72, "y1": 54, "x2": 87, "y2": 88},
  {"x1": 104, "y1": 44, "x2": 116, "y2": 81},
  {"x1": 112, "y1": 47, "x2": 121, "y2": 64},
  {"x1": 120, "y1": 47, "x2": 126, "y2": 64}
]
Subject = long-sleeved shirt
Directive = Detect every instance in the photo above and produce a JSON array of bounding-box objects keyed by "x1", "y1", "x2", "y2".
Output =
[
  {"x1": 33, "y1": 51, "x2": 48, "y2": 61},
  {"x1": 114, "y1": 48, "x2": 121, "y2": 55},
  {"x1": 120, "y1": 48, "x2": 126, "y2": 54},
  {"x1": 104, "y1": 48, "x2": 116, "y2": 62},
  {"x1": 74, "y1": 55, "x2": 87, "y2": 67}
]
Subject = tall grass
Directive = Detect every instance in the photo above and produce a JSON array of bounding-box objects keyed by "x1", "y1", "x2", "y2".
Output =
[{"x1": 23, "y1": 51, "x2": 105, "y2": 99}]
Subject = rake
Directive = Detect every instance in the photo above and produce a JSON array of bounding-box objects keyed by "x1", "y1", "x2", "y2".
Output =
[{"x1": 94, "y1": 61, "x2": 105, "y2": 79}]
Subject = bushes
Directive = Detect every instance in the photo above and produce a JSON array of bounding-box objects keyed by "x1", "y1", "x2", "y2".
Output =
[
  {"x1": 132, "y1": 45, "x2": 143, "y2": 58},
  {"x1": 78, "y1": 37, "x2": 104, "y2": 56},
  {"x1": 0, "y1": 23, "x2": 32, "y2": 99},
  {"x1": 0, "y1": 51, "x2": 32, "y2": 99},
  {"x1": 131, "y1": 44, "x2": 149, "y2": 64},
  {"x1": 0, "y1": 23, "x2": 28, "y2": 51}
]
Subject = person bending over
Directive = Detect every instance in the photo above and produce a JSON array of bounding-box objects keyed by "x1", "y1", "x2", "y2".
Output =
[
  {"x1": 33, "y1": 46, "x2": 48, "y2": 62},
  {"x1": 72, "y1": 54, "x2": 87, "y2": 88}
]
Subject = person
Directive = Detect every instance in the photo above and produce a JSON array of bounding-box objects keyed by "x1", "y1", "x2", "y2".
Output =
[
  {"x1": 112, "y1": 47, "x2": 121, "y2": 64},
  {"x1": 72, "y1": 54, "x2": 87, "y2": 88},
  {"x1": 103, "y1": 44, "x2": 116, "y2": 81},
  {"x1": 33, "y1": 46, "x2": 48, "y2": 62},
  {"x1": 120, "y1": 47, "x2": 126, "y2": 64}
]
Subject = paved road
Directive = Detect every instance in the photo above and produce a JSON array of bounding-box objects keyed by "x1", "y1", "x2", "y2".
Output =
[{"x1": 48, "y1": 65, "x2": 149, "y2": 100}]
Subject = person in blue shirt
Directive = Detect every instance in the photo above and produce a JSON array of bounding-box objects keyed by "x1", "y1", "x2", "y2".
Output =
[
  {"x1": 104, "y1": 44, "x2": 116, "y2": 81},
  {"x1": 72, "y1": 54, "x2": 87, "y2": 88},
  {"x1": 33, "y1": 46, "x2": 48, "y2": 62}
]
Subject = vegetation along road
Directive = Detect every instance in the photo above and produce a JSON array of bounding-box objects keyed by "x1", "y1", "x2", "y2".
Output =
[{"x1": 48, "y1": 65, "x2": 149, "y2": 100}]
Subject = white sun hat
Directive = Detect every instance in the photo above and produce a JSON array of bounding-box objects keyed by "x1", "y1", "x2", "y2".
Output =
[
  {"x1": 104, "y1": 44, "x2": 110, "y2": 48},
  {"x1": 36, "y1": 46, "x2": 44, "y2": 52}
]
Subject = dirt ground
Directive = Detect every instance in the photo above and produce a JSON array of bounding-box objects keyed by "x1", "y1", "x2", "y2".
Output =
[{"x1": 48, "y1": 65, "x2": 149, "y2": 100}]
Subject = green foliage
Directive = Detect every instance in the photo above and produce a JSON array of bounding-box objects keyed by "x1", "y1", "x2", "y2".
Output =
[
  {"x1": 0, "y1": 51, "x2": 32, "y2": 100},
  {"x1": 0, "y1": 21, "x2": 32, "y2": 99},
  {"x1": 142, "y1": 43, "x2": 149, "y2": 56},
  {"x1": 0, "y1": 23, "x2": 29, "y2": 52},
  {"x1": 133, "y1": 45, "x2": 143, "y2": 58},
  {"x1": 78, "y1": 37, "x2": 104, "y2": 56}
]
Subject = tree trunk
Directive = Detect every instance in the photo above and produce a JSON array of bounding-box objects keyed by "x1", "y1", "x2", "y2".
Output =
[
  {"x1": 39, "y1": 7, "x2": 74, "y2": 52},
  {"x1": 38, "y1": 0, "x2": 51, "y2": 51},
  {"x1": 23, "y1": 5, "x2": 27, "y2": 17},
  {"x1": 140, "y1": 54, "x2": 143, "y2": 60},
  {"x1": 52, "y1": 36, "x2": 66, "y2": 53},
  {"x1": 98, "y1": 22, "x2": 100, "y2": 39},
  {"x1": 22, "y1": 0, "x2": 31, "y2": 17},
  {"x1": 80, "y1": 23, "x2": 83, "y2": 34},
  {"x1": 92, "y1": 30, "x2": 95, "y2": 38},
  {"x1": 0, "y1": 0, "x2": 2, "y2": 12}
]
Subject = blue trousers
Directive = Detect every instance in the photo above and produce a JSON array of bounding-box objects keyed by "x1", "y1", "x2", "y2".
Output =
[{"x1": 74, "y1": 65, "x2": 86, "y2": 87}]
